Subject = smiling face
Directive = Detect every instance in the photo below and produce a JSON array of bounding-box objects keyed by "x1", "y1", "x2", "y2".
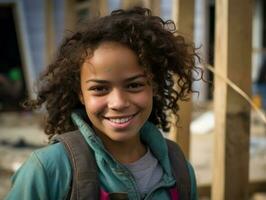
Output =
[{"x1": 79, "y1": 42, "x2": 153, "y2": 144}]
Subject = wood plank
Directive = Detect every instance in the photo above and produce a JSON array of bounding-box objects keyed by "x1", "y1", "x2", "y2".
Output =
[
  {"x1": 212, "y1": 0, "x2": 252, "y2": 199},
  {"x1": 64, "y1": 0, "x2": 76, "y2": 33},
  {"x1": 121, "y1": 0, "x2": 160, "y2": 16},
  {"x1": 121, "y1": 0, "x2": 144, "y2": 9},
  {"x1": 91, "y1": 0, "x2": 108, "y2": 16},
  {"x1": 45, "y1": 0, "x2": 55, "y2": 65},
  {"x1": 169, "y1": 0, "x2": 195, "y2": 159},
  {"x1": 143, "y1": 0, "x2": 160, "y2": 16},
  {"x1": 198, "y1": 181, "x2": 266, "y2": 197},
  {"x1": 98, "y1": 0, "x2": 108, "y2": 16},
  {"x1": 172, "y1": 0, "x2": 194, "y2": 39}
]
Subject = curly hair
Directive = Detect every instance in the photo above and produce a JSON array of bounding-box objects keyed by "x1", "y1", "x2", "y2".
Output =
[{"x1": 24, "y1": 7, "x2": 201, "y2": 139}]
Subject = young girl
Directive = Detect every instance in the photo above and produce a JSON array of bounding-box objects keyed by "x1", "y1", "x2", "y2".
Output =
[{"x1": 5, "y1": 7, "x2": 199, "y2": 200}]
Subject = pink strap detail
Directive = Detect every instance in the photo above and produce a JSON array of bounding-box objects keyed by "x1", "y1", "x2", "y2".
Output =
[
  {"x1": 100, "y1": 188, "x2": 109, "y2": 200},
  {"x1": 100, "y1": 187, "x2": 179, "y2": 200},
  {"x1": 169, "y1": 187, "x2": 179, "y2": 200}
]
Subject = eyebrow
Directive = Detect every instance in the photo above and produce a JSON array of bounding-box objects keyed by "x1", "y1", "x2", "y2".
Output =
[{"x1": 86, "y1": 74, "x2": 147, "y2": 83}]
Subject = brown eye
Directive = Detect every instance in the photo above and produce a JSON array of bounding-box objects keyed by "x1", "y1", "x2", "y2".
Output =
[
  {"x1": 89, "y1": 86, "x2": 109, "y2": 95},
  {"x1": 126, "y1": 82, "x2": 144, "y2": 91}
]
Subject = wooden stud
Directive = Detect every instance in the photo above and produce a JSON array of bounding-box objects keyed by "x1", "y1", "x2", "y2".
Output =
[
  {"x1": 143, "y1": 0, "x2": 161, "y2": 16},
  {"x1": 98, "y1": 0, "x2": 108, "y2": 16},
  {"x1": 172, "y1": 0, "x2": 195, "y2": 39},
  {"x1": 64, "y1": 0, "x2": 76, "y2": 34},
  {"x1": 91, "y1": 0, "x2": 108, "y2": 16},
  {"x1": 121, "y1": 0, "x2": 144, "y2": 9},
  {"x1": 169, "y1": 0, "x2": 195, "y2": 159},
  {"x1": 121, "y1": 0, "x2": 160, "y2": 16},
  {"x1": 212, "y1": 0, "x2": 252, "y2": 199},
  {"x1": 198, "y1": 181, "x2": 266, "y2": 197},
  {"x1": 45, "y1": 0, "x2": 55, "y2": 65}
]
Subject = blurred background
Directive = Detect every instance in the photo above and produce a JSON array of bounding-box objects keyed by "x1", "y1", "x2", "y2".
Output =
[{"x1": 0, "y1": 0, "x2": 265, "y2": 199}]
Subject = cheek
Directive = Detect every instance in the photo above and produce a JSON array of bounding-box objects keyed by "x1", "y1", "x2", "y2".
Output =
[
  {"x1": 132, "y1": 90, "x2": 153, "y2": 108},
  {"x1": 83, "y1": 96, "x2": 107, "y2": 115}
]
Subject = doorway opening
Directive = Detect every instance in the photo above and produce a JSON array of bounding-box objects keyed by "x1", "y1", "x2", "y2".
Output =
[{"x1": 0, "y1": 5, "x2": 27, "y2": 111}]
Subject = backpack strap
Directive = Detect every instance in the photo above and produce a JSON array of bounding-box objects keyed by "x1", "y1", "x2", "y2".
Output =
[
  {"x1": 166, "y1": 139, "x2": 191, "y2": 200},
  {"x1": 55, "y1": 131, "x2": 99, "y2": 200},
  {"x1": 55, "y1": 131, "x2": 190, "y2": 200}
]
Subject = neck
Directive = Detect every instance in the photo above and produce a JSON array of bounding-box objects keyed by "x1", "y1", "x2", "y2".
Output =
[{"x1": 97, "y1": 133, "x2": 147, "y2": 164}]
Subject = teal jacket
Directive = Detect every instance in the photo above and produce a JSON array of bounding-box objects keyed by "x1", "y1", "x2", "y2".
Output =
[{"x1": 5, "y1": 112, "x2": 198, "y2": 200}]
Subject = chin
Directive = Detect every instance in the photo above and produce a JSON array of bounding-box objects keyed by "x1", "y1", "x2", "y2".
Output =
[{"x1": 105, "y1": 130, "x2": 138, "y2": 142}]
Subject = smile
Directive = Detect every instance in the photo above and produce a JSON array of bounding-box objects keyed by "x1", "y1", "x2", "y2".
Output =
[
  {"x1": 108, "y1": 116, "x2": 133, "y2": 124},
  {"x1": 103, "y1": 113, "x2": 138, "y2": 128}
]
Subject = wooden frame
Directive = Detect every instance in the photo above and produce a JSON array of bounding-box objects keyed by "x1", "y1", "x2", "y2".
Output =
[
  {"x1": 45, "y1": 0, "x2": 56, "y2": 65},
  {"x1": 169, "y1": 0, "x2": 195, "y2": 159},
  {"x1": 212, "y1": 0, "x2": 252, "y2": 199},
  {"x1": 198, "y1": 181, "x2": 266, "y2": 197}
]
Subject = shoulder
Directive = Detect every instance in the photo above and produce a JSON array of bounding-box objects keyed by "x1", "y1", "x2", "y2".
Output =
[
  {"x1": 5, "y1": 143, "x2": 72, "y2": 200},
  {"x1": 16, "y1": 142, "x2": 71, "y2": 176},
  {"x1": 33, "y1": 142, "x2": 70, "y2": 172},
  {"x1": 32, "y1": 143, "x2": 72, "y2": 189}
]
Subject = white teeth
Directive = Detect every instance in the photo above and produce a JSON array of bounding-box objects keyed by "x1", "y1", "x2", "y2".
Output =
[{"x1": 108, "y1": 116, "x2": 133, "y2": 124}]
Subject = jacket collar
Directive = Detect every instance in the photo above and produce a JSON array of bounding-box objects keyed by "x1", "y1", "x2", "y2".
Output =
[{"x1": 71, "y1": 110, "x2": 173, "y2": 177}]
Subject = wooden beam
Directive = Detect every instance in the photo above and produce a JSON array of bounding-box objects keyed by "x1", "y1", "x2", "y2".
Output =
[
  {"x1": 212, "y1": 0, "x2": 252, "y2": 199},
  {"x1": 169, "y1": 0, "x2": 195, "y2": 159},
  {"x1": 90, "y1": 0, "x2": 108, "y2": 16},
  {"x1": 172, "y1": 0, "x2": 194, "y2": 39},
  {"x1": 121, "y1": 0, "x2": 144, "y2": 9},
  {"x1": 64, "y1": 0, "x2": 76, "y2": 33},
  {"x1": 45, "y1": 0, "x2": 55, "y2": 65},
  {"x1": 121, "y1": 0, "x2": 160, "y2": 16},
  {"x1": 98, "y1": 0, "x2": 108, "y2": 16},
  {"x1": 198, "y1": 181, "x2": 266, "y2": 197},
  {"x1": 143, "y1": 0, "x2": 161, "y2": 16}
]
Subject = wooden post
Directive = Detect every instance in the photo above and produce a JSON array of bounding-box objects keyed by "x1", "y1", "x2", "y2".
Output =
[
  {"x1": 172, "y1": 0, "x2": 195, "y2": 39},
  {"x1": 212, "y1": 0, "x2": 252, "y2": 199},
  {"x1": 121, "y1": 0, "x2": 144, "y2": 9},
  {"x1": 121, "y1": 0, "x2": 160, "y2": 16},
  {"x1": 143, "y1": 0, "x2": 161, "y2": 16},
  {"x1": 98, "y1": 0, "x2": 108, "y2": 16},
  {"x1": 91, "y1": 0, "x2": 108, "y2": 16},
  {"x1": 169, "y1": 0, "x2": 195, "y2": 159},
  {"x1": 45, "y1": 0, "x2": 55, "y2": 65},
  {"x1": 64, "y1": 0, "x2": 76, "y2": 33}
]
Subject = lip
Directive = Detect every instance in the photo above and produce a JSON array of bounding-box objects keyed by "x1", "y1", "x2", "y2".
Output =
[
  {"x1": 104, "y1": 113, "x2": 137, "y2": 119},
  {"x1": 103, "y1": 112, "x2": 138, "y2": 129}
]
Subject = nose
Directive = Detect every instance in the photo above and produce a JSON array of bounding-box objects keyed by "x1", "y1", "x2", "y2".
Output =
[{"x1": 108, "y1": 89, "x2": 130, "y2": 111}]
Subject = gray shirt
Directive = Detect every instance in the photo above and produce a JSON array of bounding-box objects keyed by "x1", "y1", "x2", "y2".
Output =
[{"x1": 124, "y1": 148, "x2": 163, "y2": 197}]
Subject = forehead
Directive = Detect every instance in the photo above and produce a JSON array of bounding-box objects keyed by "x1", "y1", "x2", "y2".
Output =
[{"x1": 81, "y1": 42, "x2": 145, "y2": 79}]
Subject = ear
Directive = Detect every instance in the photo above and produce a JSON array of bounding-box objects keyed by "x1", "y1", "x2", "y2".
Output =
[{"x1": 79, "y1": 92, "x2": 85, "y2": 105}]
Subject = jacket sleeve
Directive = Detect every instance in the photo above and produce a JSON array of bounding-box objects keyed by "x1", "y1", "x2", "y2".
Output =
[
  {"x1": 4, "y1": 152, "x2": 51, "y2": 200},
  {"x1": 187, "y1": 161, "x2": 198, "y2": 200}
]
